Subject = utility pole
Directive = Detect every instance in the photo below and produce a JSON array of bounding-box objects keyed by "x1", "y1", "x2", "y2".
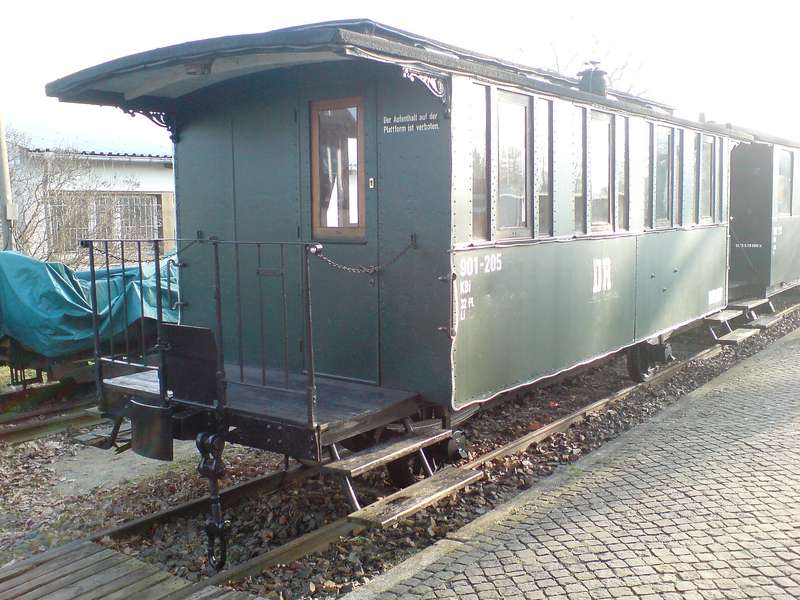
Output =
[{"x1": 0, "y1": 114, "x2": 14, "y2": 250}]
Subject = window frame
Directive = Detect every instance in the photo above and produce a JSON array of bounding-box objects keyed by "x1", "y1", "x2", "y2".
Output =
[
  {"x1": 573, "y1": 106, "x2": 588, "y2": 235},
  {"x1": 589, "y1": 111, "x2": 614, "y2": 233},
  {"x1": 776, "y1": 148, "x2": 794, "y2": 217},
  {"x1": 534, "y1": 97, "x2": 554, "y2": 238},
  {"x1": 699, "y1": 134, "x2": 716, "y2": 223},
  {"x1": 614, "y1": 115, "x2": 629, "y2": 232},
  {"x1": 470, "y1": 84, "x2": 491, "y2": 241},
  {"x1": 653, "y1": 125, "x2": 674, "y2": 229},
  {"x1": 494, "y1": 90, "x2": 532, "y2": 239},
  {"x1": 682, "y1": 130, "x2": 700, "y2": 226},
  {"x1": 310, "y1": 97, "x2": 366, "y2": 241}
]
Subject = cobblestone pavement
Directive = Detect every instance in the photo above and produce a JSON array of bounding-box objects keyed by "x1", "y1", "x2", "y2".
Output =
[{"x1": 348, "y1": 329, "x2": 800, "y2": 600}]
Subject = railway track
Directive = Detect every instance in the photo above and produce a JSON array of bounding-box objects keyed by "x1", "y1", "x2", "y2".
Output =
[
  {"x1": 0, "y1": 316, "x2": 758, "y2": 599},
  {"x1": 0, "y1": 404, "x2": 101, "y2": 445},
  {"x1": 3, "y1": 292, "x2": 800, "y2": 598}
]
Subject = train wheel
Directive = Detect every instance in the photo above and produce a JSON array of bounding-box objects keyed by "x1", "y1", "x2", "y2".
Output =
[{"x1": 626, "y1": 343, "x2": 654, "y2": 382}]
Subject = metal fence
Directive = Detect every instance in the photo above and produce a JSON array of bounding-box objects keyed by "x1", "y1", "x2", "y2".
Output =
[{"x1": 81, "y1": 238, "x2": 323, "y2": 429}]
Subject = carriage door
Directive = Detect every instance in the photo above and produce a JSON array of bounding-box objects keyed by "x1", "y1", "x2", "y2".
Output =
[{"x1": 307, "y1": 94, "x2": 379, "y2": 383}]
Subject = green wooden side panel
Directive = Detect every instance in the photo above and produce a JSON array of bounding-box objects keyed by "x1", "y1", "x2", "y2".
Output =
[
  {"x1": 634, "y1": 226, "x2": 728, "y2": 339},
  {"x1": 450, "y1": 238, "x2": 636, "y2": 409},
  {"x1": 175, "y1": 82, "x2": 306, "y2": 375},
  {"x1": 376, "y1": 73, "x2": 452, "y2": 402},
  {"x1": 174, "y1": 62, "x2": 453, "y2": 395},
  {"x1": 770, "y1": 216, "x2": 800, "y2": 291},
  {"x1": 729, "y1": 143, "x2": 772, "y2": 296}
]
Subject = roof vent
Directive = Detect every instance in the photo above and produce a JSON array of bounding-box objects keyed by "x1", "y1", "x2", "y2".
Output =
[{"x1": 577, "y1": 62, "x2": 608, "y2": 96}]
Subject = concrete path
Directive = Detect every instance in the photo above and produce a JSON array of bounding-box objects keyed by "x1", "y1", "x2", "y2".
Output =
[{"x1": 347, "y1": 328, "x2": 800, "y2": 599}]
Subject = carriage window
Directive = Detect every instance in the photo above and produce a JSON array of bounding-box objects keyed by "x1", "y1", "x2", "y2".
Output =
[
  {"x1": 471, "y1": 85, "x2": 490, "y2": 240},
  {"x1": 535, "y1": 98, "x2": 553, "y2": 237},
  {"x1": 643, "y1": 125, "x2": 654, "y2": 228},
  {"x1": 573, "y1": 106, "x2": 587, "y2": 234},
  {"x1": 615, "y1": 116, "x2": 629, "y2": 230},
  {"x1": 497, "y1": 93, "x2": 529, "y2": 233},
  {"x1": 630, "y1": 119, "x2": 650, "y2": 230},
  {"x1": 776, "y1": 149, "x2": 793, "y2": 216},
  {"x1": 590, "y1": 112, "x2": 612, "y2": 230},
  {"x1": 654, "y1": 126, "x2": 673, "y2": 226},
  {"x1": 700, "y1": 136, "x2": 715, "y2": 220},
  {"x1": 311, "y1": 98, "x2": 364, "y2": 239},
  {"x1": 684, "y1": 132, "x2": 699, "y2": 224}
]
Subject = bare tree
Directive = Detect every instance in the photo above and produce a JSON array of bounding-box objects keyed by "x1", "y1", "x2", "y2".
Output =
[{"x1": 5, "y1": 128, "x2": 141, "y2": 268}]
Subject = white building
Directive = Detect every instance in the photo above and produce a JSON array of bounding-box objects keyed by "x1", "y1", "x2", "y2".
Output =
[{"x1": 11, "y1": 148, "x2": 175, "y2": 265}]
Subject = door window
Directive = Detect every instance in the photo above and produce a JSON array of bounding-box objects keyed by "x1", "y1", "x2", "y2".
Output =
[{"x1": 311, "y1": 98, "x2": 365, "y2": 239}]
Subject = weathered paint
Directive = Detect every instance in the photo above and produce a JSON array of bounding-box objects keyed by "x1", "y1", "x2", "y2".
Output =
[{"x1": 450, "y1": 237, "x2": 636, "y2": 408}]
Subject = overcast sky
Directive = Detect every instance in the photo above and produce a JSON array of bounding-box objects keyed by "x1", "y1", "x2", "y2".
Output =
[{"x1": 3, "y1": 1, "x2": 798, "y2": 154}]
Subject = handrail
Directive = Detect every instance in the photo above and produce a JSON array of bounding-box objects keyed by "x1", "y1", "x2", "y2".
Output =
[
  {"x1": 82, "y1": 237, "x2": 323, "y2": 431},
  {"x1": 82, "y1": 237, "x2": 315, "y2": 246}
]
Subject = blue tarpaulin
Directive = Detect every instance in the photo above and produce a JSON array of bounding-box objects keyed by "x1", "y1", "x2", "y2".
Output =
[{"x1": 0, "y1": 251, "x2": 178, "y2": 358}]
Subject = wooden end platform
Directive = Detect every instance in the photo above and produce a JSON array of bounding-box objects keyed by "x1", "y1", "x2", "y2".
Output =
[
  {"x1": 0, "y1": 540, "x2": 253, "y2": 600},
  {"x1": 103, "y1": 367, "x2": 422, "y2": 451},
  {"x1": 349, "y1": 467, "x2": 483, "y2": 527},
  {"x1": 717, "y1": 328, "x2": 759, "y2": 345}
]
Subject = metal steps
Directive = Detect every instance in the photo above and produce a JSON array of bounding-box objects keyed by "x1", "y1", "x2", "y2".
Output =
[
  {"x1": 717, "y1": 328, "x2": 759, "y2": 345},
  {"x1": 728, "y1": 297, "x2": 769, "y2": 312},
  {"x1": 321, "y1": 429, "x2": 452, "y2": 478},
  {"x1": 705, "y1": 309, "x2": 743, "y2": 341},
  {"x1": 744, "y1": 314, "x2": 783, "y2": 330},
  {"x1": 704, "y1": 309, "x2": 743, "y2": 323},
  {"x1": 349, "y1": 467, "x2": 483, "y2": 527},
  {"x1": 728, "y1": 297, "x2": 774, "y2": 320}
]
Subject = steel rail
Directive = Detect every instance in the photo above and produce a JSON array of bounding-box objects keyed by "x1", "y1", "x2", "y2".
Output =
[
  {"x1": 5, "y1": 295, "x2": 799, "y2": 596},
  {"x1": 0, "y1": 410, "x2": 103, "y2": 444}
]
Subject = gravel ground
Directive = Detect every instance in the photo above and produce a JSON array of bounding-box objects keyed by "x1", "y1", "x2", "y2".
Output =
[
  {"x1": 225, "y1": 296, "x2": 800, "y2": 600},
  {"x1": 3, "y1": 292, "x2": 799, "y2": 597},
  {"x1": 0, "y1": 435, "x2": 282, "y2": 567}
]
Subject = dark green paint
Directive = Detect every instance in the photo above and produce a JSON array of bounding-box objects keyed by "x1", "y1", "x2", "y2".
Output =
[{"x1": 730, "y1": 142, "x2": 800, "y2": 299}]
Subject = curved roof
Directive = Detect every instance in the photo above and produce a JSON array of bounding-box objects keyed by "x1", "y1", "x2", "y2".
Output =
[
  {"x1": 45, "y1": 20, "x2": 672, "y2": 111},
  {"x1": 45, "y1": 19, "x2": 766, "y2": 141}
]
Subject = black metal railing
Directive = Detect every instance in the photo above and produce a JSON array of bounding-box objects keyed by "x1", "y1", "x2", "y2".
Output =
[{"x1": 81, "y1": 238, "x2": 323, "y2": 429}]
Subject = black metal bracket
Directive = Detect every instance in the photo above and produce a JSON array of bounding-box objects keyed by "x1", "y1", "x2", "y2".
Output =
[
  {"x1": 401, "y1": 67, "x2": 450, "y2": 116},
  {"x1": 121, "y1": 108, "x2": 180, "y2": 143},
  {"x1": 227, "y1": 416, "x2": 321, "y2": 461}
]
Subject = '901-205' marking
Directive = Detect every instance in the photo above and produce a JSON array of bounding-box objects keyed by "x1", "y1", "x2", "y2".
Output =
[{"x1": 457, "y1": 253, "x2": 503, "y2": 321}]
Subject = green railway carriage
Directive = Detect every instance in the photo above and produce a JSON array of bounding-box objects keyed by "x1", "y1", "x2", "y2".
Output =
[
  {"x1": 47, "y1": 20, "x2": 748, "y2": 565},
  {"x1": 44, "y1": 16, "x2": 747, "y2": 454},
  {"x1": 730, "y1": 134, "x2": 800, "y2": 300}
]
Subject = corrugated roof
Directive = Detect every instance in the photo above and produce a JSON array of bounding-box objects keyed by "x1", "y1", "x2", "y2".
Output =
[{"x1": 27, "y1": 148, "x2": 172, "y2": 160}]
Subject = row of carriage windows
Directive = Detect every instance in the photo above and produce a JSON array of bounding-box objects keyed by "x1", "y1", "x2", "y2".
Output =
[
  {"x1": 308, "y1": 92, "x2": 795, "y2": 242},
  {"x1": 469, "y1": 84, "x2": 727, "y2": 242}
]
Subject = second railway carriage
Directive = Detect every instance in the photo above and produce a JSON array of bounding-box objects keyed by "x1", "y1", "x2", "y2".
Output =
[
  {"x1": 46, "y1": 20, "x2": 747, "y2": 566},
  {"x1": 729, "y1": 132, "x2": 800, "y2": 302}
]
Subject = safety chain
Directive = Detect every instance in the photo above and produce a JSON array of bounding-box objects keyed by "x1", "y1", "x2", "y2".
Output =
[{"x1": 314, "y1": 234, "x2": 416, "y2": 275}]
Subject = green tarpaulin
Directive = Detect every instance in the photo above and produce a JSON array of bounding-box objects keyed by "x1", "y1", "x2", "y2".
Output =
[{"x1": 0, "y1": 251, "x2": 178, "y2": 359}]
